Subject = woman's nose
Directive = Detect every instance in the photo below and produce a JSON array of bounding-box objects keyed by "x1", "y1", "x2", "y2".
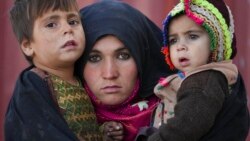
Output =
[{"x1": 102, "y1": 60, "x2": 119, "y2": 79}]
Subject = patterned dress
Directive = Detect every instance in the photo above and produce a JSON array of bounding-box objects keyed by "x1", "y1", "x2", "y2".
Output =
[{"x1": 50, "y1": 74, "x2": 102, "y2": 141}]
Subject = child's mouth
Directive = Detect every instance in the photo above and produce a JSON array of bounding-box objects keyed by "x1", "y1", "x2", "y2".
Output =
[
  {"x1": 179, "y1": 57, "x2": 189, "y2": 67},
  {"x1": 63, "y1": 40, "x2": 77, "y2": 48}
]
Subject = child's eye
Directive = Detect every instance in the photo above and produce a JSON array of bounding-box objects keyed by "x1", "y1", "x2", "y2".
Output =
[
  {"x1": 46, "y1": 22, "x2": 57, "y2": 28},
  {"x1": 168, "y1": 38, "x2": 177, "y2": 46},
  {"x1": 189, "y1": 34, "x2": 199, "y2": 40},
  {"x1": 68, "y1": 19, "x2": 80, "y2": 26},
  {"x1": 117, "y1": 52, "x2": 131, "y2": 60},
  {"x1": 88, "y1": 54, "x2": 101, "y2": 63}
]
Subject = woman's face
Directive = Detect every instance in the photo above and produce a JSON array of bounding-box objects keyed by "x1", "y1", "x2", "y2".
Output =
[{"x1": 83, "y1": 35, "x2": 138, "y2": 105}]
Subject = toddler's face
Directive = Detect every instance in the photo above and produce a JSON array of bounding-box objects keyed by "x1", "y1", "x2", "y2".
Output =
[
  {"x1": 168, "y1": 15, "x2": 210, "y2": 72},
  {"x1": 21, "y1": 8, "x2": 85, "y2": 69}
]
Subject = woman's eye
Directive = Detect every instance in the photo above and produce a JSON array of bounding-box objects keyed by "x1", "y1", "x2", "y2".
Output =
[
  {"x1": 88, "y1": 54, "x2": 101, "y2": 63},
  {"x1": 118, "y1": 52, "x2": 130, "y2": 60}
]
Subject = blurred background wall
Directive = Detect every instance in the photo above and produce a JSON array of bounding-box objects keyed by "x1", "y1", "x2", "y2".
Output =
[{"x1": 1, "y1": 0, "x2": 249, "y2": 140}]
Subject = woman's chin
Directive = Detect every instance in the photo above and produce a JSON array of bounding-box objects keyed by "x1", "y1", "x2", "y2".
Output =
[{"x1": 100, "y1": 97, "x2": 126, "y2": 106}]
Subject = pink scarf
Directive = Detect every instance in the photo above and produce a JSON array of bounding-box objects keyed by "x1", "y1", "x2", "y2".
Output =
[{"x1": 84, "y1": 80, "x2": 159, "y2": 141}]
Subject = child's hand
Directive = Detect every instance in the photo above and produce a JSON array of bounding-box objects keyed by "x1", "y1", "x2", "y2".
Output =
[{"x1": 102, "y1": 121, "x2": 124, "y2": 141}]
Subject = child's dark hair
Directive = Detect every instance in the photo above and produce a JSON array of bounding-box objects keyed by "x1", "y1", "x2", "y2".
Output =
[{"x1": 9, "y1": 0, "x2": 79, "y2": 64}]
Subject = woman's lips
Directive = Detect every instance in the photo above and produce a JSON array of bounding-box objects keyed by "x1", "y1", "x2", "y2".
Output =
[{"x1": 101, "y1": 86, "x2": 121, "y2": 94}]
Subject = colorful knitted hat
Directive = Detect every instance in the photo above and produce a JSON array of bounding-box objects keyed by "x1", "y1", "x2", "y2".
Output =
[{"x1": 162, "y1": 0, "x2": 237, "y2": 70}]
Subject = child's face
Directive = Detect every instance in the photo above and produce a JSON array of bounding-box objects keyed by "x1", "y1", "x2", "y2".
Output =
[
  {"x1": 21, "y1": 8, "x2": 85, "y2": 69},
  {"x1": 169, "y1": 15, "x2": 210, "y2": 72}
]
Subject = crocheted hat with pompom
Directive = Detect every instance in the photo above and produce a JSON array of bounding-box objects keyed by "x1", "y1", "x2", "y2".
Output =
[{"x1": 162, "y1": 0, "x2": 237, "y2": 70}]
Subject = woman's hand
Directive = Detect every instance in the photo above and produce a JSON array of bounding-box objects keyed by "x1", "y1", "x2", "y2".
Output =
[{"x1": 102, "y1": 121, "x2": 124, "y2": 141}]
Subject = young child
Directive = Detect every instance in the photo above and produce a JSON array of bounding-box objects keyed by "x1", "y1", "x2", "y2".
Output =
[
  {"x1": 137, "y1": 0, "x2": 249, "y2": 140},
  {"x1": 4, "y1": 0, "x2": 102, "y2": 141}
]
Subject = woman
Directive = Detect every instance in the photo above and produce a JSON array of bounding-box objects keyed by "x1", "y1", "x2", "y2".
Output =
[{"x1": 76, "y1": 1, "x2": 173, "y2": 140}]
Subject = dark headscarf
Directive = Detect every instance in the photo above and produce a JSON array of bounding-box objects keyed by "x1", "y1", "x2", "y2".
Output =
[
  {"x1": 77, "y1": 0, "x2": 173, "y2": 98},
  {"x1": 76, "y1": 1, "x2": 173, "y2": 140}
]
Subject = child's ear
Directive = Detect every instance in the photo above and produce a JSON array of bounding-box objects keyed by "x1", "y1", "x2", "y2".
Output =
[{"x1": 21, "y1": 39, "x2": 34, "y2": 57}]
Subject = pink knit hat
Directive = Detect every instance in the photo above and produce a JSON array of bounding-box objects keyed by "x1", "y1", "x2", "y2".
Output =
[{"x1": 162, "y1": 0, "x2": 237, "y2": 69}]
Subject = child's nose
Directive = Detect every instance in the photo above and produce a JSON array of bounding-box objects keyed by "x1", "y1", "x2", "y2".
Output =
[
  {"x1": 63, "y1": 22, "x2": 73, "y2": 35},
  {"x1": 177, "y1": 41, "x2": 187, "y2": 51}
]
